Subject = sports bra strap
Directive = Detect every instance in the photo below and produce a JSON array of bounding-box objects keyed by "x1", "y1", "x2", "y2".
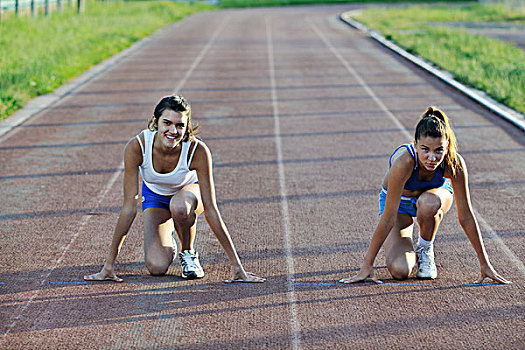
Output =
[
  {"x1": 135, "y1": 132, "x2": 145, "y2": 156},
  {"x1": 187, "y1": 140, "x2": 199, "y2": 167},
  {"x1": 389, "y1": 143, "x2": 417, "y2": 170},
  {"x1": 406, "y1": 143, "x2": 416, "y2": 159}
]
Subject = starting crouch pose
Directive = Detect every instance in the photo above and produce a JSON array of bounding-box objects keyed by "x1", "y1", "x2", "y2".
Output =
[
  {"x1": 340, "y1": 106, "x2": 510, "y2": 284},
  {"x1": 85, "y1": 95, "x2": 265, "y2": 283}
]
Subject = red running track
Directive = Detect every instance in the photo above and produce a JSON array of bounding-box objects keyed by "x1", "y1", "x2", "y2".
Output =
[{"x1": 1, "y1": 5, "x2": 524, "y2": 349}]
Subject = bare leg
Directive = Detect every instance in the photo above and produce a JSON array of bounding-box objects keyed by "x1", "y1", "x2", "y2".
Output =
[
  {"x1": 143, "y1": 208, "x2": 175, "y2": 275},
  {"x1": 170, "y1": 183, "x2": 204, "y2": 252},
  {"x1": 416, "y1": 187, "x2": 453, "y2": 242},
  {"x1": 384, "y1": 213, "x2": 416, "y2": 280},
  {"x1": 414, "y1": 187, "x2": 454, "y2": 279}
]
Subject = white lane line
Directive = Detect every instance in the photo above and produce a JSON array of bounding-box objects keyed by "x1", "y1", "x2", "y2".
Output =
[
  {"x1": 307, "y1": 19, "x2": 408, "y2": 137},
  {"x1": 1, "y1": 169, "x2": 122, "y2": 339},
  {"x1": 173, "y1": 18, "x2": 229, "y2": 93},
  {"x1": 475, "y1": 214, "x2": 525, "y2": 278},
  {"x1": 339, "y1": 11, "x2": 525, "y2": 133},
  {"x1": 266, "y1": 18, "x2": 301, "y2": 350},
  {"x1": 1, "y1": 17, "x2": 230, "y2": 340},
  {"x1": 308, "y1": 18, "x2": 525, "y2": 278}
]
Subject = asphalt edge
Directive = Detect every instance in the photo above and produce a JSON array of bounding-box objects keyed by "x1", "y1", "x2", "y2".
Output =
[
  {"x1": 339, "y1": 11, "x2": 525, "y2": 133},
  {"x1": 0, "y1": 22, "x2": 179, "y2": 140}
]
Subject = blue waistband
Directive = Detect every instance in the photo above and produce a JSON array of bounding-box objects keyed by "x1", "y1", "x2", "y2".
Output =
[{"x1": 381, "y1": 186, "x2": 417, "y2": 201}]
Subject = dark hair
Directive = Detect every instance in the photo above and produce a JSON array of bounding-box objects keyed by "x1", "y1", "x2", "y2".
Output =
[
  {"x1": 415, "y1": 106, "x2": 459, "y2": 175},
  {"x1": 148, "y1": 94, "x2": 199, "y2": 141}
]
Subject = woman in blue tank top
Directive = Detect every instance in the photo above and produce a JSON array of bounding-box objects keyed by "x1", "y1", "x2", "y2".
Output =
[
  {"x1": 340, "y1": 106, "x2": 509, "y2": 284},
  {"x1": 84, "y1": 95, "x2": 265, "y2": 283}
]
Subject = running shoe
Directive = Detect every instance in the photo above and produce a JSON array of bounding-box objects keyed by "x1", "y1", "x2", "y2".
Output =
[
  {"x1": 415, "y1": 244, "x2": 437, "y2": 279},
  {"x1": 179, "y1": 250, "x2": 204, "y2": 279}
]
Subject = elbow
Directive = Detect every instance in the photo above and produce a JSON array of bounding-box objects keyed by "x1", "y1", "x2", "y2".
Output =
[
  {"x1": 457, "y1": 209, "x2": 475, "y2": 229},
  {"x1": 203, "y1": 205, "x2": 221, "y2": 223},
  {"x1": 458, "y1": 216, "x2": 475, "y2": 231},
  {"x1": 380, "y1": 214, "x2": 396, "y2": 232},
  {"x1": 203, "y1": 207, "x2": 218, "y2": 222},
  {"x1": 121, "y1": 205, "x2": 137, "y2": 219},
  {"x1": 457, "y1": 214, "x2": 479, "y2": 237}
]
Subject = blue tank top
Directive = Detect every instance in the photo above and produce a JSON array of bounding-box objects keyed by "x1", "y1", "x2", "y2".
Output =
[{"x1": 389, "y1": 143, "x2": 445, "y2": 191}]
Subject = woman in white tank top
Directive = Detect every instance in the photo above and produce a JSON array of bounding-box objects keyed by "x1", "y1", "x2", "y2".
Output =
[{"x1": 85, "y1": 95, "x2": 265, "y2": 283}]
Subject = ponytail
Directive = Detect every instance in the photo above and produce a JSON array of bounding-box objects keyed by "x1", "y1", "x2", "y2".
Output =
[{"x1": 415, "y1": 106, "x2": 459, "y2": 176}]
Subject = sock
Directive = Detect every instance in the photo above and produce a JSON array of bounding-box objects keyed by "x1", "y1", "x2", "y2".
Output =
[{"x1": 417, "y1": 236, "x2": 433, "y2": 248}]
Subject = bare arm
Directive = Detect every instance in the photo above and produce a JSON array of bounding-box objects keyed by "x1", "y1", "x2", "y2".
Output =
[
  {"x1": 84, "y1": 137, "x2": 142, "y2": 282},
  {"x1": 341, "y1": 151, "x2": 413, "y2": 283},
  {"x1": 192, "y1": 142, "x2": 265, "y2": 282},
  {"x1": 450, "y1": 154, "x2": 510, "y2": 284}
]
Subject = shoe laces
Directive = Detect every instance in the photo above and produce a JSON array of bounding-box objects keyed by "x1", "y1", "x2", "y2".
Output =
[
  {"x1": 417, "y1": 246, "x2": 435, "y2": 268},
  {"x1": 180, "y1": 251, "x2": 196, "y2": 269}
]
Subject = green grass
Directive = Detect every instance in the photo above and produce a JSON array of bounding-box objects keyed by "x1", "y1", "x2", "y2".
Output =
[
  {"x1": 0, "y1": 1, "x2": 216, "y2": 120},
  {"x1": 353, "y1": 4, "x2": 525, "y2": 114},
  {"x1": 2, "y1": 1, "x2": 523, "y2": 120},
  {"x1": 220, "y1": 0, "x2": 470, "y2": 8}
]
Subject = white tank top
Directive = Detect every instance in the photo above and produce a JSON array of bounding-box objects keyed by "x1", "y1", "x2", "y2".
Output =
[{"x1": 136, "y1": 129, "x2": 199, "y2": 196}]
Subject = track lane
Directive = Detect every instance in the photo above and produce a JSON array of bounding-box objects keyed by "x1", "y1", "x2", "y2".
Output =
[{"x1": 1, "y1": 5, "x2": 524, "y2": 349}]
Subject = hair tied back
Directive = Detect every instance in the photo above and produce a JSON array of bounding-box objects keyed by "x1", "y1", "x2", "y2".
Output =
[
  {"x1": 416, "y1": 106, "x2": 459, "y2": 176},
  {"x1": 424, "y1": 106, "x2": 435, "y2": 119}
]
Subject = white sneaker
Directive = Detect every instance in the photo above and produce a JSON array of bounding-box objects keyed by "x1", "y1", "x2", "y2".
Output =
[
  {"x1": 415, "y1": 245, "x2": 437, "y2": 279},
  {"x1": 179, "y1": 250, "x2": 204, "y2": 279}
]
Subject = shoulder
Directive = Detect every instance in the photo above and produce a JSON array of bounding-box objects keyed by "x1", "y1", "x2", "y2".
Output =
[
  {"x1": 452, "y1": 153, "x2": 466, "y2": 171},
  {"x1": 455, "y1": 153, "x2": 466, "y2": 166},
  {"x1": 123, "y1": 134, "x2": 144, "y2": 166},
  {"x1": 128, "y1": 129, "x2": 152, "y2": 146},
  {"x1": 125, "y1": 133, "x2": 143, "y2": 152},
  {"x1": 446, "y1": 152, "x2": 467, "y2": 179},
  {"x1": 192, "y1": 139, "x2": 210, "y2": 156},
  {"x1": 387, "y1": 147, "x2": 415, "y2": 186},
  {"x1": 391, "y1": 147, "x2": 415, "y2": 170},
  {"x1": 190, "y1": 140, "x2": 212, "y2": 169}
]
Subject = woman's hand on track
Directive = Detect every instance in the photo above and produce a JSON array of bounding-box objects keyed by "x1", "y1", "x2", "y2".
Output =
[
  {"x1": 475, "y1": 264, "x2": 511, "y2": 284},
  {"x1": 84, "y1": 266, "x2": 123, "y2": 283},
  {"x1": 339, "y1": 264, "x2": 381, "y2": 284},
  {"x1": 225, "y1": 271, "x2": 266, "y2": 283}
]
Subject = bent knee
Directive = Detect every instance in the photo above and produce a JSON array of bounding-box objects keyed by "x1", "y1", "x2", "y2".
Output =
[
  {"x1": 170, "y1": 201, "x2": 196, "y2": 223},
  {"x1": 389, "y1": 266, "x2": 411, "y2": 280},
  {"x1": 417, "y1": 194, "x2": 442, "y2": 218},
  {"x1": 388, "y1": 266, "x2": 412, "y2": 280},
  {"x1": 145, "y1": 259, "x2": 170, "y2": 276},
  {"x1": 170, "y1": 207, "x2": 191, "y2": 221},
  {"x1": 387, "y1": 255, "x2": 415, "y2": 280}
]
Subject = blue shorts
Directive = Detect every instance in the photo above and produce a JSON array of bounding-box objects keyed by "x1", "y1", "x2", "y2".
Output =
[
  {"x1": 378, "y1": 181, "x2": 453, "y2": 217},
  {"x1": 141, "y1": 182, "x2": 198, "y2": 211}
]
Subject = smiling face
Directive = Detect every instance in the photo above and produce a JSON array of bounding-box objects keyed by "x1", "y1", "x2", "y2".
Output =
[
  {"x1": 156, "y1": 109, "x2": 188, "y2": 149},
  {"x1": 414, "y1": 136, "x2": 448, "y2": 172}
]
